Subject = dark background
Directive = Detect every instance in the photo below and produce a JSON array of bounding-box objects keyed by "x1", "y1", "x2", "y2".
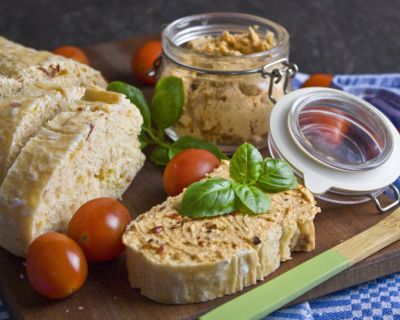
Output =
[{"x1": 0, "y1": 0, "x2": 399, "y2": 74}]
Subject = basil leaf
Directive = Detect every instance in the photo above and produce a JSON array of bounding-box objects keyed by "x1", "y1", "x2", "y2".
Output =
[
  {"x1": 138, "y1": 132, "x2": 151, "y2": 150},
  {"x1": 232, "y1": 182, "x2": 270, "y2": 214},
  {"x1": 151, "y1": 76, "x2": 184, "y2": 129},
  {"x1": 229, "y1": 143, "x2": 263, "y2": 184},
  {"x1": 169, "y1": 136, "x2": 228, "y2": 160},
  {"x1": 107, "y1": 81, "x2": 151, "y2": 130},
  {"x1": 257, "y1": 158, "x2": 298, "y2": 192},
  {"x1": 149, "y1": 146, "x2": 170, "y2": 166},
  {"x1": 180, "y1": 178, "x2": 236, "y2": 218}
]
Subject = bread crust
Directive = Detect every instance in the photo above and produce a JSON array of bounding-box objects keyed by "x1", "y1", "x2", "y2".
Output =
[
  {"x1": 126, "y1": 226, "x2": 281, "y2": 304},
  {"x1": 123, "y1": 161, "x2": 320, "y2": 304},
  {"x1": 0, "y1": 36, "x2": 106, "y2": 89}
]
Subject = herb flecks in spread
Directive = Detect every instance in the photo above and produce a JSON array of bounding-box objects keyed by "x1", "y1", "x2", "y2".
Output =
[
  {"x1": 186, "y1": 26, "x2": 276, "y2": 56},
  {"x1": 179, "y1": 143, "x2": 297, "y2": 218},
  {"x1": 107, "y1": 79, "x2": 227, "y2": 165}
]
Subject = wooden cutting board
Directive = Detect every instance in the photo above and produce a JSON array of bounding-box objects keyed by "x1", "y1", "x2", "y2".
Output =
[{"x1": 0, "y1": 36, "x2": 399, "y2": 320}]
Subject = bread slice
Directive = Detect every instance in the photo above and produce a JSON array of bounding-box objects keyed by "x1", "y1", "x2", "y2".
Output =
[
  {"x1": 0, "y1": 88, "x2": 145, "y2": 257},
  {"x1": 0, "y1": 83, "x2": 85, "y2": 183},
  {"x1": 210, "y1": 162, "x2": 318, "y2": 261},
  {"x1": 0, "y1": 75, "x2": 22, "y2": 99},
  {"x1": 123, "y1": 160, "x2": 320, "y2": 304},
  {"x1": 0, "y1": 36, "x2": 106, "y2": 89}
]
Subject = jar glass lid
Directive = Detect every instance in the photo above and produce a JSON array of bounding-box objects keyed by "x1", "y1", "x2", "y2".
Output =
[
  {"x1": 269, "y1": 87, "x2": 400, "y2": 197},
  {"x1": 287, "y1": 92, "x2": 394, "y2": 171}
]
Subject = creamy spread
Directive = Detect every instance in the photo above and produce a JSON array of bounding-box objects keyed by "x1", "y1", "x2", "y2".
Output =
[
  {"x1": 123, "y1": 161, "x2": 320, "y2": 265},
  {"x1": 161, "y1": 27, "x2": 286, "y2": 148},
  {"x1": 186, "y1": 26, "x2": 276, "y2": 56}
]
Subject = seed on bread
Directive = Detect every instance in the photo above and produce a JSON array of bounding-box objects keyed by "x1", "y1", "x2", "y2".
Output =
[
  {"x1": 252, "y1": 236, "x2": 261, "y2": 245},
  {"x1": 150, "y1": 226, "x2": 163, "y2": 234}
]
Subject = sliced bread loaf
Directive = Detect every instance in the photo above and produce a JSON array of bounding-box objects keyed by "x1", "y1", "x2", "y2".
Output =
[
  {"x1": 0, "y1": 84, "x2": 85, "y2": 183},
  {"x1": 0, "y1": 88, "x2": 145, "y2": 257},
  {"x1": 0, "y1": 75, "x2": 22, "y2": 99},
  {"x1": 123, "y1": 160, "x2": 320, "y2": 304},
  {"x1": 0, "y1": 36, "x2": 106, "y2": 89}
]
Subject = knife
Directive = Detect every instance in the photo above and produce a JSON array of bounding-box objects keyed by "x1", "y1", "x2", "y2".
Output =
[{"x1": 200, "y1": 206, "x2": 400, "y2": 320}]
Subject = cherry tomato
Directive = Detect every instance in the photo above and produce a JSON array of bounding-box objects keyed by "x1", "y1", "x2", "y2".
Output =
[
  {"x1": 53, "y1": 46, "x2": 90, "y2": 65},
  {"x1": 67, "y1": 198, "x2": 132, "y2": 262},
  {"x1": 26, "y1": 232, "x2": 88, "y2": 299},
  {"x1": 163, "y1": 149, "x2": 221, "y2": 196},
  {"x1": 301, "y1": 73, "x2": 333, "y2": 88},
  {"x1": 131, "y1": 40, "x2": 162, "y2": 85}
]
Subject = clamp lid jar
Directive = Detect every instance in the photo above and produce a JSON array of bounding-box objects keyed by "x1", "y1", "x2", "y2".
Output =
[
  {"x1": 159, "y1": 12, "x2": 297, "y2": 153},
  {"x1": 268, "y1": 87, "x2": 400, "y2": 212}
]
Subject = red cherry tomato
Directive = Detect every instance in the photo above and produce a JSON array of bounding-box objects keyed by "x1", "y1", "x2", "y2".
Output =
[
  {"x1": 26, "y1": 232, "x2": 88, "y2": 299},
  {"x1": 301, "y1": 73, "x2": 333, "y2": 88},
  {"x1": 163, "y1": 149, "x2": 221, "y2": 196},
  {"x1": 53, "y1": 46, "x2": 90, "y2": 65},
  {"x1": 131, "y1": 40, "x2": 162, "y2": 85},
  {"x1": 67, "y1": 198, "x2": 132, "y2": 262}
]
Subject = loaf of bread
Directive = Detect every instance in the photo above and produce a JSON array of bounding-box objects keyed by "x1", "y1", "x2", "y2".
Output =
[
  {"x1": 0, "y1": 36, "x2": 107, "y2": 182},
  {"x1": 123, "y1": 160, "x2": 320, "y2": 304},
  {"x1": 0, "y1": 83, "x2": 85, "y2": 183},
  {"x1": 0, "y1": 36, "x2": 106, "y2": 91},
  {"x1": 0, "y1": 75, "x2": 22, "y2": 99},
  {"x1": 0, "y1": 88, "x2": 145, "y2": 257}
]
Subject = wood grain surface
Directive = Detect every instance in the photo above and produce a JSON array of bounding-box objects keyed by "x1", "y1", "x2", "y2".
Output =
[{"x1": 0, "y1": 36, "x2": 399, "y2": 320}]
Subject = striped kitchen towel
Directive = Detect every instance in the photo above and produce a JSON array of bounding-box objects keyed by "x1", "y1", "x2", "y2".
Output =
[{"x1": 267, "y1": 272, "x2": 400, "y2": 320}]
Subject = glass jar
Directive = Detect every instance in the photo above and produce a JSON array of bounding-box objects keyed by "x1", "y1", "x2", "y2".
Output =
[
  {"x1": 159, "y1": 12, "x2": 297, "y2": 153},
  {"x1": 268, "y1": 87, "x2": 400, "y2": 211}
]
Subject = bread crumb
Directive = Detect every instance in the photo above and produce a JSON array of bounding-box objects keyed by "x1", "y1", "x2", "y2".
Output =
[{"x1": 78, "y1": 306, "x2": 84, "y2": 310}]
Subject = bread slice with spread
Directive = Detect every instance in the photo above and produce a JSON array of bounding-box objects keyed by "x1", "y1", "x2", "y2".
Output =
[
  {"x1": 0, "y1": 36, "x2": 106, "y2": 91},
  {"x1": 123, "y1": 161, "x2": 320, "y2": 304},
  {"x1": 0, "y1": 88, "x2": 145, "y2": 257}
]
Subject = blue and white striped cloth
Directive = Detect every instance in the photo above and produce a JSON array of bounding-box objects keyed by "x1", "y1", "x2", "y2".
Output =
[
  {"x1": 1, "y1": 74, "x2": 399, "y2": 319},
  {"x1": 268, "y1": 272, "x2": 400, "y2": 320}
]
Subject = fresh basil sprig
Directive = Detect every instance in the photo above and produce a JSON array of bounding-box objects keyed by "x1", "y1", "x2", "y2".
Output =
[
  {"x1": 180, "y1": 178, "x2": 236, "y2": 218},
  {"x1": 179, "y1": 143, "x2": 297, "y2": 218},
  {"x1": 257, "y1": 158, "x2": 297, "y2": 192},
  {"x1": 229, "y1": 142, "x2": 263, "y2": 184},
  {"x1": 151, "y1": 77, "x2": 184, "y2": 129},
  {"x1": 107, "y1": 78, "x2": 227, "y2": 165},
  {"x1": 232, "y1": 182, "x2": 270, "y2": 214}
]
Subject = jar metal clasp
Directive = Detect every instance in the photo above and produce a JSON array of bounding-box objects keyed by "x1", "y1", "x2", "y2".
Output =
[
  {"x1": 370, "y1": 184, "x2": 400, "y2": 213},
  {"x1": 261, "y1": 58, "x2": 298, "y2": 104}
]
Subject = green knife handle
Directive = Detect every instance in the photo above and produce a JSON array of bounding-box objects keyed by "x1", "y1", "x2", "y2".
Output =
[{"x1": 200, "y1": 250, "x2": 349, "y2": 320}]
